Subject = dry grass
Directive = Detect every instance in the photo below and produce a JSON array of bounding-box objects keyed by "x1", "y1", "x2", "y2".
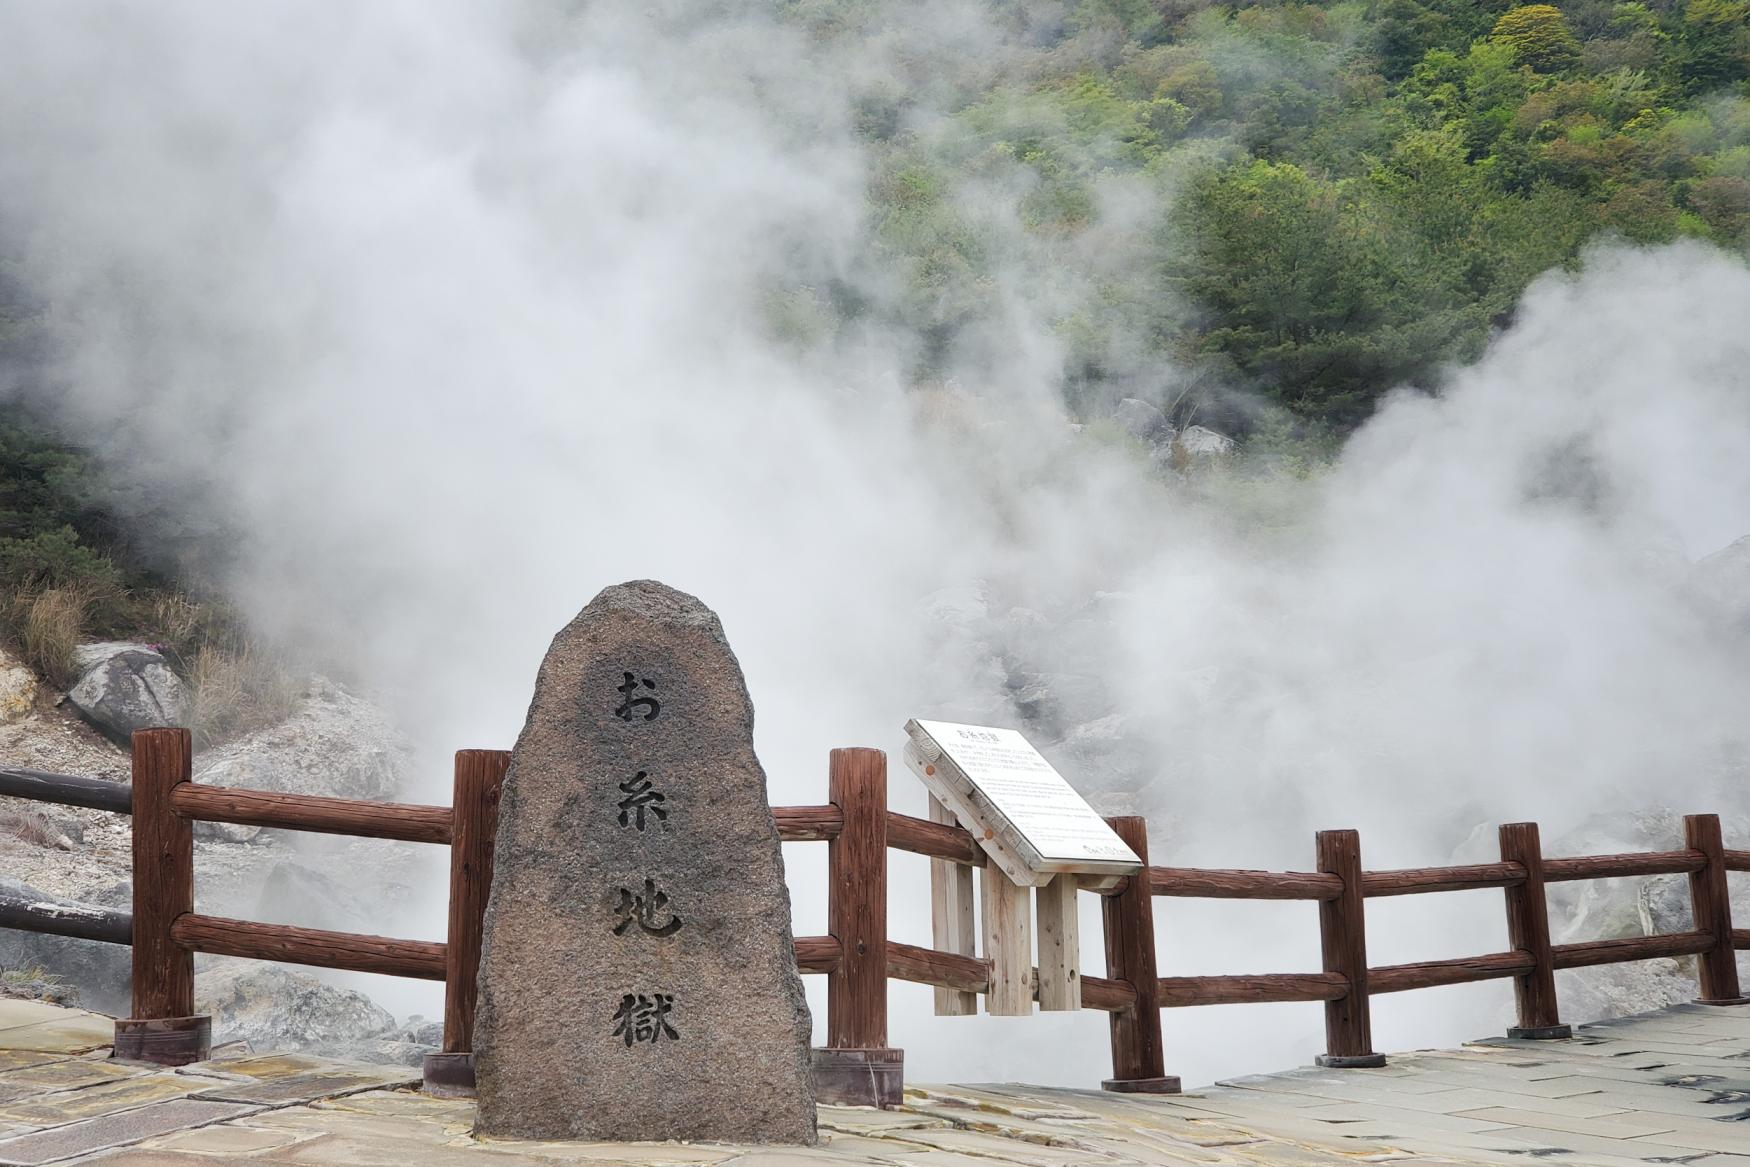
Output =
[
  {"x1": 15, "y1": 587, "x2": 89, "y2": 690},
  {"x1": 0, "y1": 807, "x2": 71, "y2": 850},
  {"x1": 188, "y1": 643, "x2": 301, "y2": 749},
  {"x1": 147, "y1": 592, "x2": 203, "y2": 655},
  {"x1": 1, "y1": 580, "x2": 303, "y2": 747}
]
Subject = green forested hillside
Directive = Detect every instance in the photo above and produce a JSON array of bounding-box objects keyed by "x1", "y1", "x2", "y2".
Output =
[
  {"x1": 826, "y1": 0, "x2": 1750, "y2": 430},
  {"x1": 1, "y1": 0, "x2": 1746, "y2": 652}
]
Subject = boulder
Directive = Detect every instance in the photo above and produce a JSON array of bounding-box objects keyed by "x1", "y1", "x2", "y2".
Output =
[
  {"x1": 920, "y1": 584, "x2": 990, "y2": 630},
  {"x1": 0, "y1": 878, "x2": 131, "y2": 1015},
  {"x1": 1176, "y1": 425, "x2": 1236, "y2": 456},
  {"x1": 1113, "y1": 398, "x2": 1172, "y2": 444},
  {"x1": 0, "y1": 648, "x2": 36, "y2": 723},
  {"x1": 1009, "y1": 672, "x2": 1111, "y2": 734},
  {"x1": 192, "y1": 677, "x2": 410, "y2": 802},
  {"x1": 1690, "y1": 535, "x2": 1750, "y2": 633},
  {"x1": 197, "y1": 961, "x2": 398, "y2": 1054},
  {"x1": 1051, "y1": 714, "x2": 1155, "y2": 797},
  {"x1": 192, "y1": 819, "x2": 264, "y2": 845},
  {"x1": 253, "y1": 860, "x2": 379, "y2": 935},
  {"x1": 66, "y1": 644, "x2": 190, "y2": 744},
  {"x1": 1537, "y1": 809, "x2": 1750, "y2": 1023}
]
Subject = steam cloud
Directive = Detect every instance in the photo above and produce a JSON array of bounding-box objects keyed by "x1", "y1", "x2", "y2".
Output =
[{"x1": 2, "y1": 1, "x2": 1747, "y2": 1085}]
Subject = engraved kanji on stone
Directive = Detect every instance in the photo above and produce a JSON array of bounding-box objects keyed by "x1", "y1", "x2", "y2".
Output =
[
  {"x1": 612, "y1": 878, "x2": 683, "y2": 937},
  {"x1": 611, "y1": 992, "x2": 679, "y2": 1046},
  {"x1": 615, "y1": 672, "x2": 660, "y2": 722},
  {"x1": 617, "y1": 771, "x2": 668, "y2": 830}
]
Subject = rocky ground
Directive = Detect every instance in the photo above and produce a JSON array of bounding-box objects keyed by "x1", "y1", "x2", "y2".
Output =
[{"x1": 0, "y1": 653, "x2": 439, "y2": 1065}]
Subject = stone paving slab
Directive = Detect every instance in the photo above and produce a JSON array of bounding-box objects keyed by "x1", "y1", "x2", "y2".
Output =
[
  {"x1": 0, "y1": 1098, "x2": 254, "y2": 1165},
  {"x1": 0, "y1": 1000, "x2": 1739, "y2": 1163}
]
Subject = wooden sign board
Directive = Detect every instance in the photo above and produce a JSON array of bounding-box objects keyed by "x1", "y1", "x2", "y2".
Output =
[{"x1": 902, "y1": 719, "x2": 1141, "y2": 888}]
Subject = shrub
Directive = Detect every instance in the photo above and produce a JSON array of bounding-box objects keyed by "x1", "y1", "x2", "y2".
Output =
[
  {"x1": 187, "y1": 644, "x2": 300, "y2": 749},
  {"x1": 0, "y1": 526, "x2": 121, "y2": 595},
  {"x1": 15, "y1": 587, "x2": 89, "y2": 690}
]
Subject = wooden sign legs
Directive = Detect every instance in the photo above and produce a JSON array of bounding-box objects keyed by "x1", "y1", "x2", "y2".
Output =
[
  {"x1": 1036, "y1": 874, "x2": 1081, "y2": 1011},
  {"x1": 981, "y1": 863, "x2": 1033, "y2": 1015},
  {"x1": 930, "y1": 800, "x2": 1083, "y2": 1016},
  {"x1": 928, "y1": 795, "x2": 977, "y2": 1015}
]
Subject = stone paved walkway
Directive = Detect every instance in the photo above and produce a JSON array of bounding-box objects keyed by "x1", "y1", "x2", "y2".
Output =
[{"x1": 0, "y1": 999, "x2": 1747, "y2": 1164}]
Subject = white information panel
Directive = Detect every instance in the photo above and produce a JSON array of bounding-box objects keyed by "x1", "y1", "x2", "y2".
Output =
[{"x1": 903, "y1": 719, "x2": 1141, "y2": 885}]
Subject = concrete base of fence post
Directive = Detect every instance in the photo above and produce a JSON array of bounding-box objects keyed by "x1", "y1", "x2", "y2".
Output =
[
  {"x1": 811, "y1": 1047, "x2": 903, "y2": 1108},
  {"x1": 421, "y1": 1052, "x2": 476, "y2": 1097},
  {"x1": 1695, "y1": 996, "x2": 1750, "y2": 1007},
  {"x1": 112, "y1": 1016, "x2": 210, "y2": 1066},
  {"x1": 1507, "y1": 1023, "x2": 1574, "y2": 1039},
  {"x1": 1315, "y1": 1052, "x2": 1387, "y2": 1069},
  {"x1": 1101, "y1": 1075, "x2": 1181, "y2": 1094}
]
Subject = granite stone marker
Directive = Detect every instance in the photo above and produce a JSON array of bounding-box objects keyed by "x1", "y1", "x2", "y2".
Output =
[{"x1": 473, "y1": 581, "x2": 816, "y2": 1144}]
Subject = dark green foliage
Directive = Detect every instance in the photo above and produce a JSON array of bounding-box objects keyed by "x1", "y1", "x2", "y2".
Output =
[
  {"x1": 0, "y1": 527, "x2": 121, "y2": 594},
  {"x1": 839, "y1": 0, "x2": 1750, "y2": 433}
]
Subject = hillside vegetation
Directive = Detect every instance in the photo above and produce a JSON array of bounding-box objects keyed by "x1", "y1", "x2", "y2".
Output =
[
  {"x1": 2, "y1": 0, "x2": 1746, "y2": 682},
  {"x1": 822, "y1": 0, "x2": 1750, "y2": 428}
]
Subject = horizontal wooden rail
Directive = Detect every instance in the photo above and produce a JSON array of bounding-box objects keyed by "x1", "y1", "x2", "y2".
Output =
[
  {"x1": 1369, "y1": 951, "x2": 1534, "y2": 994},
  {"x1": 1362, "y1": 863, "x2": 1525, "y2": 897},
  {"x1": 1150, "y1": 867, "x2": 1340, "y2": 900},
  {"x1": 1544, "y1": 851, "x2": 1703, "y2": 881},
  {"x1": 1736, "y1": 929, "x2": 1750, "y2": 949},
  {"x1": 775, "y1": 805, "x2": 842, "y2": 842},
  {"x1": 1081, "y1": 974, "x2": 1138, "y2": 1013},
  {"x1": 1726, "y1": 850, "x2": 1750, "y2": 873},
  {"x1": 881, "y1": 940, "x2": 1137, "y2": 1013},
  {"x1": 1552, "y1": 930, "x2": 1712, "y2": 970},
  {"x1": 172, "y1": 784, "x2": 452, "y2": 845},
  {"x1": 887, "y1": 811, "x2": 984, "y2": 866},
  {"x1": 1158, "y1": 972, "x2": 1346, "y2": 1007},
  {"x1": 793, "y1": 934, "x2": 841, "y2": 973},
  {"x1": 0, "y1": 767, "x2": 133, "y2": 815},
  {"x1": 887, "y1": 938, "x2": 987, "y2": 992},
  {"x1": 171, "y1": 913, "x2": 446, "y2": 980},
  {"x1": 0, "y1": 891, "x2": 131, "y2": 946}
]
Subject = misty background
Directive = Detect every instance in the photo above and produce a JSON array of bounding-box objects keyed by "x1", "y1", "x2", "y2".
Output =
[{"x1": 1, "y1": 0, "x2": 1748, "y2": 1086}]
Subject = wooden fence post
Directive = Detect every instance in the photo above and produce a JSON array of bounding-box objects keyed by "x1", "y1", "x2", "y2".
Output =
[
  {"x1": 1101, "y1": 816, "x2": 1177, "y2": 1093},
  {"x1": 813, "y1": 747, "x2": 902, "y2": 1107},
  {"x1": 423, "y1": 748, "x2": 509, "y2": 1096},
  {"x1": 114, "y1": 728, "x2": 209, "y2": 1065},
  {"x1": 1499, "y1": 822, "x2": 1570, "y2": 1038},
  {"x1": 1315, "y1": 829, "x2": 1384, "y2": 1068},
  {"x1": 1686, "y1": 813, "x2": 1749, "y2": 1006}
]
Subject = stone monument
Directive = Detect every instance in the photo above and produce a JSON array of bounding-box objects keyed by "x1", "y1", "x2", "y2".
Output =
[{"x1": 473, "y1": 581, "x2": 817, "y2": 1144}]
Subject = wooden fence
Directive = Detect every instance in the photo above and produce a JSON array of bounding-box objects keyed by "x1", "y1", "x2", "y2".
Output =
[{"x1": 1, "y1": 735, "x2": 1746, "y2": 1106}]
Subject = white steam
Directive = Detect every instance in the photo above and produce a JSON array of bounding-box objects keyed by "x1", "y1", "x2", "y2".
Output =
[{"x1": 3, "y1": 2, "x2": 1748, "y2": 1087}]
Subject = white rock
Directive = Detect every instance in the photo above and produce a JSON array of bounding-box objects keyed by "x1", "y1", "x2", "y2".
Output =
[
  {"x1": 920, "y1": 584, "x2": 989, "y2": 628},
  {"x1": 1113, "y1": 398, "x2": 1171, "y2": 444},
  {"x1": 193, "y1": 677, "x2": 411, "y2": 802},
  {"x1": 1176, "y1": 425, "x2": 1236, "y2": 456},
  {"x1": 0, "y1": 648, "x2": 36, "y2": 723},
  {"x1": 199, "y1": 961, "x2": 397, "y2": 1053},
  {"x1": 67, "y1": 645, "x2": 190, "y2": 743},
  {"x1": 1690, "y1": 535, "x2": 1750, "y2": 628}
]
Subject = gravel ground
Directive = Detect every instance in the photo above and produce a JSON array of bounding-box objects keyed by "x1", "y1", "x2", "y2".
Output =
[{"x1": 0, "y1": 699, "x2": 431, "y2": 921}]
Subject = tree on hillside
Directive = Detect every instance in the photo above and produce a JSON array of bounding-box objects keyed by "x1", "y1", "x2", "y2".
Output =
[
  {"x1": 1167, "y1": 160, "x2": 1479, "y2": 425},
  {"x1": 1673, "y1": 0, "x2": 1750, "y2": 93},
  {"x1": 1490, "y1": 5, "x2": 1582, "y2": 72}
]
